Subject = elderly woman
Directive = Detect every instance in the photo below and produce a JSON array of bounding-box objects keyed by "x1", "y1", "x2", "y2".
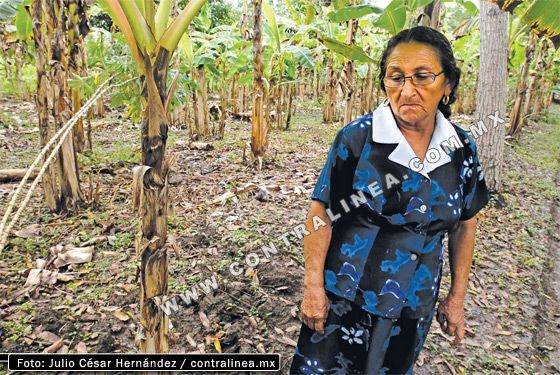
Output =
[{"x1": 289, "y1": 26, "x2": 489, "y2": 374}]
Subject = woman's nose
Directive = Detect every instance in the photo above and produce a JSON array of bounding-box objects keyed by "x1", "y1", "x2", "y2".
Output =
[{"x1": 400, "y1": 78, "x2": 418, "y2": 96}]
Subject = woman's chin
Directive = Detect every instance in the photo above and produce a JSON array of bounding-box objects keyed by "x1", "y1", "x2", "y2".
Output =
[{"x1": 397, "y1": 112, "x2": 423, "y2": 125}]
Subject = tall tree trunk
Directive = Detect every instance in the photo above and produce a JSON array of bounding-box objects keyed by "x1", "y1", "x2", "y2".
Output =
[
  {"x1": 342, "y1": 0, "x2": 358, "y2": 124},
  {"x1": 251, "y1": 0, "x2": 266, "y2": 170},
  {"x1": 508, "y1": 32, "x2": 536, "y2": 138},
  {"x1": 475, "y1": 0, "x2": 508, "y2": 191}
]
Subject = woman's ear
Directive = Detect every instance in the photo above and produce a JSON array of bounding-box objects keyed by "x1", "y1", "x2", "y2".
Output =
[{"x1": 444, "y1": 82, "x2": 453, "y2": 97}]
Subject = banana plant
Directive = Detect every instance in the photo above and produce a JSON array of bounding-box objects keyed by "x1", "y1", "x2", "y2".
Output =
[
  {"x1": 101, "y1": 0, "x2": 207, "y2": 353},
  {"x1": 189, "y1": 24, "x2": 249, "y2": 138},
  {"x1": 0, "y1": 0, "x2": 32, "y2": 97}
]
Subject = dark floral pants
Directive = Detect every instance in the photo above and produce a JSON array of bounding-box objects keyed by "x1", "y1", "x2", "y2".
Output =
[{"x1": 289, "y1": 291, "x2": 435, "y2": 374}]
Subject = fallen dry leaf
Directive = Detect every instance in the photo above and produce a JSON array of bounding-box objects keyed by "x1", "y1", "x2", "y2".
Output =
[
  {"x1": 37, "y1": 331, "x2": 60, "y2": 344},
  {"x1": 112, "y1": 309, "x2": 131, "y2": 322},
  {"x1": 51, "y1": 244, "x2": 94, "y2": 268},
  {"x1": 44, "y1": 339, "x2": 64, "y2": 353},
  {"x1": 14, "y1": 224, "x2": 41, "y2": 239},
  {"x1": 25, "y1": 269, "x2": 58, "y2": 287}
]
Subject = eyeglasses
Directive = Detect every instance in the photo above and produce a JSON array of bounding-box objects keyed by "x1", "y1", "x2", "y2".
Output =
[{"x1": 383, "y1": 71, "x2": 444, "y2": 88}]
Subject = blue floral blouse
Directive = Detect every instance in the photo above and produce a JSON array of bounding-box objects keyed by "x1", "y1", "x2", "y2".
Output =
[{"x1": 311, "y1": 102, "x2": 490, "y2": 319}]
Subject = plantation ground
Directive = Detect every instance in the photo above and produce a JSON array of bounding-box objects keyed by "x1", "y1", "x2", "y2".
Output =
[{"x1": 0, "y1": 97, "x2": 559, "y2": 374}]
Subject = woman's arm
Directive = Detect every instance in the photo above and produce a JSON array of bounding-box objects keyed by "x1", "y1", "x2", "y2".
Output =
[
  {"x1": 436, "y1": 216, "x2": 478, "y2": 344},
  {"x1": 300, "y1": 200, "x2": 332, "y2": 334}
]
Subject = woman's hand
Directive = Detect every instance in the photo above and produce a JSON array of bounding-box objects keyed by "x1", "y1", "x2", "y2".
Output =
[
  {"x1": 300, "y1": 286, "x2": 330, "y2": 335},
  {"x1": 436, "y1": 295, "x2": 465, "y2": 345}
]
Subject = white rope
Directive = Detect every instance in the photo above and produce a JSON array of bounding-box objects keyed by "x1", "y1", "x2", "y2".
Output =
[{"x1": 0, "y1": 75, "x2": 139, "y2": 253}]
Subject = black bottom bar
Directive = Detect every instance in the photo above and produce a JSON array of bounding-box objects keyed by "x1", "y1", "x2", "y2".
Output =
[{"x1": 7, "y1": 353, "x2": 281, "y2": 372}]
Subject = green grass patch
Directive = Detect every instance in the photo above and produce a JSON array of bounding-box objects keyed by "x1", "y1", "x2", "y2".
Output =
[{"x1": 513, "y1": 104, "x2": 560, "y2": 174}]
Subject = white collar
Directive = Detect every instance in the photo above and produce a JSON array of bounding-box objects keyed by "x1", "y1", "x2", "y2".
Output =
[{"x1": 370, "y1": 101, "x2": 463, "y2": 178}]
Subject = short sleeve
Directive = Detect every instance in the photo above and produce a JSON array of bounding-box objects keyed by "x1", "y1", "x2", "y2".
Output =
[
  {"x1": 459, "y1": 141, "x2": 490, "y2": 221},
  {"x1": 310, "y1": 129, "x2": 356, "y2": 210}
]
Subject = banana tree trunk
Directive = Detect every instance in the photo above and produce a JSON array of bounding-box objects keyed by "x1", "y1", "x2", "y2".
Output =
[
  {"x1": 508, "y1": 32, "x2": 536, "y2": 138},
  {"x1": 323, "y1": 52, "x2": 337, "y2": 123},
  {"x1": 192, "y1": 88, "x2": 200, "y2": 138},
  {"x1": 67, "y1": 0, "x2": 89, "y2": 153},
  {"x1": 134, "y1": 57, "x2": 171, "y2": 353},
  {"x1": 313, "y1": 67, "x2": 318, "y2": 101},
  {"x1": 529, "y1": 39, "x2": 552, "y2": 120},
  {"x1": 514, "y1": 37, "x2": 544, "y2": 138},
  {"x1": 276, "y1": 68, "x2": 283, "y2": 130},
  {"x1": 298, "y1": 66, "x2": 305, "y2": 98},
  {"x1": 14, "y1": 43, "x2": 25, "y2": 98},
  {"x1": 231, "y1": 73, "x2": 239, "y2": 113},
  {"x1": 251, "y1": 0, "x2": 266, "y2": 170},
  {"x1": 361, "y1": 44, "x2": 373, "y2": 114},
  {"x1": 32, "y1": 0, "x2": 58, "y2": 211},
  {"x1": 31, "y1": 0, "x2": 84, "y2": 212},
  {"x1": 534, "y1": 79, "x2": 551, "y2": 117},
  {"x1": 421, "y1": 0, "x2": 442, "y2": 29},
  {"x1": 285, "y1": 83, "x2": 294, "y2": 130},
  {"x1": 342, "y1": 4, "x2": 357, "y2": 125},
  {"x1": 194, "y1": 65, "x2": 209, "y2": 137},
  {"x1": 219, "y1": 84, "x2": 227, "y2": 138}
]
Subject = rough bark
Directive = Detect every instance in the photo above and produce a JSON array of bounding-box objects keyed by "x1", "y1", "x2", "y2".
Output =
[{"x1": 475, "y1": 0, "x2": 508, "y2": 191}]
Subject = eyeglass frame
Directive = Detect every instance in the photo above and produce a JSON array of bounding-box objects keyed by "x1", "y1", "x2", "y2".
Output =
[{"x1": 383, "y1": 71, "x2": 445, "y2": 88}]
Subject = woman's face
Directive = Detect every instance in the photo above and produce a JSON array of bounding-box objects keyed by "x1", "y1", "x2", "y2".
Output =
[{"x1": 384, "y1": 42, "x2": 452, "y2": 127}]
